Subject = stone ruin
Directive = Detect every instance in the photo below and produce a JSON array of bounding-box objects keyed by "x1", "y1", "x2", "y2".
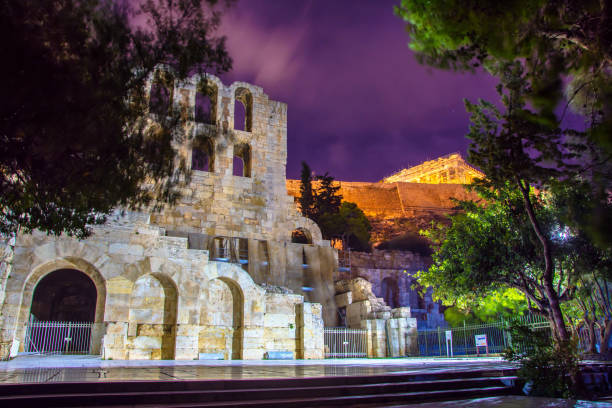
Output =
[
  {"x1": 334, "y1": 278, "x2": 418, "y2": 357},
  {"x1": 0, "y1": 69, "x2": 334, "y2": 360},
  {"x1": 0, "y1": 68, "x2": 454, "y2": 361}
]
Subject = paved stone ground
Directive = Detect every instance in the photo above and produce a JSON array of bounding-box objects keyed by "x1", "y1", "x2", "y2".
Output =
[
  {"x1": 0, "y1": 354, "x2": 513, "y2": 383},
  {"x1": 1, "y1": 356, "x2": 611, "y2": 407},
  {"x1": 391, "y1": 396, "x2": 612, "y2": 407}
]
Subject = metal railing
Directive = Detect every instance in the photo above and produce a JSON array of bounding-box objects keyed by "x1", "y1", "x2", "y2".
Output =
[
  {"x1": 417, "y1": 315, "x2": 551, "y2": 357},
  {"x1": 24, "y1": 320, "x2": 93, "y2": 355},
  {"x1": 324, "y1": 327, "x2": 367, "y2": 358}
]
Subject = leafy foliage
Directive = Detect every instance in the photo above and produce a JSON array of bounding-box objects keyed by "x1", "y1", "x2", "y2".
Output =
[
  {"x1": 504, "y1": 325, "x2": 580, "y2": 398},
  {"x1": 298, "y1": 161, "x2": 316, "y2": 220},
  {"x1": 319, "y1": 202, "x2": 372, "y2": 252},
  {"x1": 395, "y1": 0, "x2": 612, "y2": 247},
  {"x1": 313, "y1": 172, "x2": 342, "y2": 219},
  {"x1": 420, "y1": 181, "x2": 610, "y2": 341},
  {"x1": 0, "y1": 0, "x2": 232, "y2": 238},
  {"x1": 297, "y1": 163, "x2": 371, "y2": 250},
  {"x1": 443, "y1": 288, "x2": 528, "y2": 326}
]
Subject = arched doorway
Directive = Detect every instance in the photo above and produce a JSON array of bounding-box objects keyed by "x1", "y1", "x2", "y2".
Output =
[
  {"x1": 199, "y1": 278, "x2": 243, "y2": 359},
  {"x1": 27, "y1": 269, "x2": 97, "y2": 354},
  {"x1": 127, "y1": 274, "x2": 178, "y2": 360}
]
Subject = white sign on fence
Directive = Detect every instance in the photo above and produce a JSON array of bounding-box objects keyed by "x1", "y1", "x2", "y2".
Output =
[
  {"x1": 445, "y1": 330, "x2": 453, "y2": 357},
  {"x1": 475, "y1": 334, "x2": 487, "y2": 347}
]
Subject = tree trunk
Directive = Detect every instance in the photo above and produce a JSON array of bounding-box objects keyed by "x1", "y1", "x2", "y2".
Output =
[
  {"x1": 546, "y1": 285, "x2": 570, "y2": 342},
  {"x1": 600, "y1": 319, "x2": 612, "y2": 354},
  {"x1": 586, "y1": 320, "x2": 597, "y2": 354},
  {"x1": 516, "y1": 177, "x2": 569, "y2": 342}
]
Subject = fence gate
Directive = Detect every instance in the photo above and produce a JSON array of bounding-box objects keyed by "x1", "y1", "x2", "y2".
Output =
[
  {"x1": 24, "y1": 320, "x2": 93, "y2": 355},
  {"x1": 324, "y1": 327, "x2": 367, "y2": 358}
]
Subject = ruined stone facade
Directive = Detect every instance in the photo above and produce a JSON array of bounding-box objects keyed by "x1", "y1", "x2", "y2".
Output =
[
  {"x1": 0, "y1": 71, "x2": 331, "y2": 360},
  {"x1": 337, "y1": 250, "x2": 446, "y2": 330},
  {"x1": 286, "y1": 154, "x2": 481, "y2": 333},
  {"x1": 382, "y1": 153, "x2": 484, "y2": 184}
]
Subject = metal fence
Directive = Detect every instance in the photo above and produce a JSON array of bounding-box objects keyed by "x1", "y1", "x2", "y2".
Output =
[
  {"x1": 24, "y1": 321, "x2": 93, "y2": 354},
  {"x1": 417, "y1": 315, "x2": 551, "y2": 357},
  {"x1": 324, "y1": 327, "x2": 368, "y2": 358}
]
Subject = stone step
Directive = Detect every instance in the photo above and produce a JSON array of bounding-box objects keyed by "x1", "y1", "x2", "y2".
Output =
[
  {"x1": 0, "y1": 376, "x2": 517, "y2": 406},
  {"x1": 0, "y1": 368, "x2": 517, "y2": 396},
  {"x1": 0, "y1": 370, "x2": 519, "y2": 407}
]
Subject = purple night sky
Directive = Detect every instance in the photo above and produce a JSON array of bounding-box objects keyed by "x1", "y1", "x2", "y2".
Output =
[{"x1": 219, "y1": 0, "x2": 501, "y2": 181}]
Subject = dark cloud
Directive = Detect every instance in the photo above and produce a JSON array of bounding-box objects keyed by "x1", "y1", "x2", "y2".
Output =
[{"x1": 220, "y1": 0, "x2": 500, "y2": 181}]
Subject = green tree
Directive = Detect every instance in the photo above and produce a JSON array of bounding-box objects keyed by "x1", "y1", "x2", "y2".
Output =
[
  {"x1": 443, "y1": 288, "x2": 528, "y2": 326},
  {"x1": 421, "y1": 180, "x2": 610, "y2": 343},
  {"x1": 395, "y1": 0, "x2": 612, "y2": 247},
  {"x1": 313, "y1": 172, "x2": 342, "y2": 220},
  {"x1": 298, "y1": 161, "x2": 315, "y2": 220},
  {"x1": 318, "y1": 202, "x2": 371, "y2": 251},
  {"x1": 297, "y1": 166, "x2": 370, "y2": 250},
  {"x1": 1, "y1": 0, "x2": 232, "y2": 238}
]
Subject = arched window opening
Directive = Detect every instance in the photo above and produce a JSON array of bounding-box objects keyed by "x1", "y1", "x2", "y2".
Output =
[
  {"x1": 149, "y1": 72, "x2": 173, "y2": 116},
  {"x1": 192, "y1": 137, "x2": 214, "y2": 172},
  {"x1": 195, "y1": 81, "x2": 217, "y2": 124},
  {"x1": 233, "y1": 143, "x2": 251, "y2": 177},
  {"x1": 234, "y1": 87, "x2": 253, "y2": 132},
  {"x1": 291, "y1": 228, "x2": 312, "y2": 244},
  {"x1": 381, "y1": 277, "x2": 399, "y2": 309}
]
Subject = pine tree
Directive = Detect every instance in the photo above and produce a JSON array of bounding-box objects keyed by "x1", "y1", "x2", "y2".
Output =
[
  {"x1": 314, "y1": 172, "x2": 342, "y2": 220},
  {"x1": 298, "y1": 162, "x2": 315, "y2": 220}
]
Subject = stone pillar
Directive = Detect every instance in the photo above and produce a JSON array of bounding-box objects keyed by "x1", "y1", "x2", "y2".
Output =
[
  {"x1": 174, "y1": 324, "x2": 199, "y2": 360},
  {"x1": 241, "y1": 326, "x2": 264, "y2": 359},
  {"x1": 361, "y1": 319, "x2": 387, "y2": 358},
  {"x1": 296, "y1": 302, "x2": 324, "y2": 359},
  {"x1": 90, "y1": 322, "x2": 105, "y2": 355},
  {"x1": 102, "y1": 322, "x2": 128, "y2": 360}
]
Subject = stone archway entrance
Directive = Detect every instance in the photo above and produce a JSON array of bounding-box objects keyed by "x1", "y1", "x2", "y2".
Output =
[
  {"x1": 199, "y1": 277, "x2": 244, "y2": 360},
  {"x1": 127, "y1": 274, "x2": 178, "y2": 360},
  {"x1": 26, "y1": 269, "x2": 98, "y2": 354}
]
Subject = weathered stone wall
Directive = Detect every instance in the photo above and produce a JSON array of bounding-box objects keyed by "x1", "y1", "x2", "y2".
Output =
[
  {"x1": 334, "y1": 279, "x2": 418, "y2": 357},
  {"x1": 338, "y1": 250, "x2": 446, "y2": 330},
  {"x1": 0, "y1": 72, "x2": 330, "y2": 360},
  {"x1": 286, "y1": 179, "x2": 479, "y2": 222},
  {"x1": 0, "y1": 216, "x2": 325, "y2": 360}
]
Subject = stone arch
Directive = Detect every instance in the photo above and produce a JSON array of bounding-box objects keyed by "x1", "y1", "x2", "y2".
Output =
[
  {"x1": 291, "y1": 228, "x2": 312, "y2": 244},
  {"x1": 199, "y1": 276, "x2": 244, "y2": 359},
  {"x1": 149, "y1": 69, "x2": 174, "y2": 116},
  {"x1": 192, "y1": 136, "x2": 214, "y2": 172},
  {"x1": 195, "y1": 78, "x2": 218, "y2": 125},
  {"x1": 127, "y1": 272, "x2": 178, "y2": 360},
  {"x1": 234, "y1": 87, "x2": 253, "y2": 132},
  {"x1": 212, "y1": 263, "x2": 264, "y2": 327},
  {"x1": 233, "y1": 143, "x2": 251, "y2": 177},
  {"x1": 292, "y1": 217, "x2": 323, "y2": 245},
  {"x1": 14, "y1": 255, "x2": 107, "y2": 354}
]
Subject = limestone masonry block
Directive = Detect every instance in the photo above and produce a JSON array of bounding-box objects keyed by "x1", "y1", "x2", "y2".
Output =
[{"x1": 335, "y1": 291, "x2": 352, "y2": 308}]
